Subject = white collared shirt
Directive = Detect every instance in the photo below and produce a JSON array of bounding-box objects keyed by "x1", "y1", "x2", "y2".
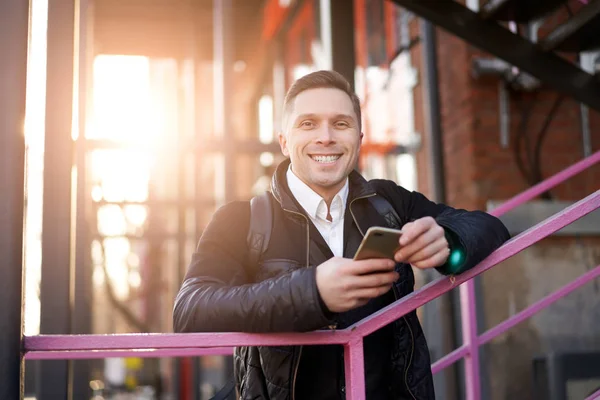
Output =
[{"x1": 286, "y1": 165, "x2": 349, "y2": 257}]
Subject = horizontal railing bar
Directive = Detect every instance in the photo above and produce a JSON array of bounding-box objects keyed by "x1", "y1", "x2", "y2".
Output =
[
  {"x1": 24, "y1": 191, "x2": 600, "y2": 355},
  {"x1": 352, "y1": 190, "x2": 600, "y2": 337},
  {"x1": 478, "y1": 263, "x2": 600, "y2": 345},
  {"x1": 584, "y1": 387, "x2": 600, "y2": 400},
  {"x1": 24, "y1": 329, "x2": 352, "y2": 353},
  {"x1": 489, "y1": 150, "x2": 600, "y2": 217},
  {"x1": 24, "y1": 347, "x2": 234, "y2": 360},
  {"x1": 431, "y1": 263, "x2": 600, "y2": 372},
  {"x1": 431, "y1": 345, "x2": 469, "y2": 374}
]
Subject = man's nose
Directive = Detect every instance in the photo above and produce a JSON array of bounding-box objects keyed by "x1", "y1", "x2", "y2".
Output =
[{"x1": 315, "y1": 124, "x2": 335, "y2": 144}]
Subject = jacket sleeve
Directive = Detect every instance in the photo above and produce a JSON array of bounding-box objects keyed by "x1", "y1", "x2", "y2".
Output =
[
  {"x1": 375, "y1": 180, "x2": 510, "y2": 275},
  {"x1": 173, "y1": 201, "x2": 332, "y2": 333}
]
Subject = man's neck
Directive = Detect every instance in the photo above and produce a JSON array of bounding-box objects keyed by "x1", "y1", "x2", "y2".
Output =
[{"x1": 290, "y1": 167, "x2": 345, "y2": 208}]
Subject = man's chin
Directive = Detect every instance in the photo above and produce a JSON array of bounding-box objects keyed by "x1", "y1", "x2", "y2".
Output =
[{"x1": 310, "y1": 174, "x2": 346, "y2": 189}]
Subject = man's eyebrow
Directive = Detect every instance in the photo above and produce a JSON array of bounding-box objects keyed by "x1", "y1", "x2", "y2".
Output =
[
  {"x1": 294, "y1": 113, "x2": 318, "y2": 121},
  {"x1": 331, "y1": 114, "x2": 354, "y2": 120},
  {"x1": 294, "y1": 113, "x2": 355, "y2": 121}
]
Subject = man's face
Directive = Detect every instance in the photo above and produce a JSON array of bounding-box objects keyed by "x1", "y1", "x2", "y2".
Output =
[{"x1": 279, "y1": 87, "x2": 363, "y2": 198}]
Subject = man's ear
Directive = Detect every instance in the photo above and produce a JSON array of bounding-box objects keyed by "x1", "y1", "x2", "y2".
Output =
[
  {"x1": 359, "y1": 131, "x2": 364, "y2": 144},
  {"x1": 278, "y1": 132, "x2": 290, "y2": 157}
]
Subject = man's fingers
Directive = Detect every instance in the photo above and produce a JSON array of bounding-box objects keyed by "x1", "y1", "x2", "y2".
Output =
[
  {"x1": 353, "y1": 271, "x2": 399, "y2": 288},
  {"x1": 412, "y1": 248, "x2": 451, "y2": 269},
  {"x1": 405, "y1": 237, "x2": 448, "y2": 264},
  {"x1": 399, "y1": 217, "x2": 435, "y2": 246},
  {"x1": 354, "y1": 284, "x2": 393, "y2": 301},
  {"x1": 395, "y1": 226, "x2": 444, "y2": 262},
  {"x1": 348, "y1": 258, "x2": 396, "y2": 275}
]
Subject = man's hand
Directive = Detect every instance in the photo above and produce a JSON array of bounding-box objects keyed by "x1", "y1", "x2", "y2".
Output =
[
  {"x1": 395, "y1": 217, "x2": 450, "y2": 269},
  {"x1": 315, "y1": 257, "x2": 398, "y2": 313}
]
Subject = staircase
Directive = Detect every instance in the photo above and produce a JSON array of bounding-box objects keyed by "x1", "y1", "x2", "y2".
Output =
[{"x1": 391, "y1": 0, "x2": 600, "y2": 111}]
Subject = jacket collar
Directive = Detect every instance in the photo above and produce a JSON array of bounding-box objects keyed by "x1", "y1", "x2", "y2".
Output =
[{"x1": 270, "y1": 158, "x2": 377, "y2": 213}]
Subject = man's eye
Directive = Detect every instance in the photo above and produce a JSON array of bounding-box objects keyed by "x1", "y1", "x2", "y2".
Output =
[
  {"x1": 300, "y1": 121, "x2": 315, "y2": 128},
  {"x1": 335, "y1": 121, "x2": 349, "y2": 128}
]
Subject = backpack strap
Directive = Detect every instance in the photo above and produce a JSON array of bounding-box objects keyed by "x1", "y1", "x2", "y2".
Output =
[
  {"x1": 246, "y1": 192, "x2": 273, "y2": 271},
  {"x1": 368, "y1": 195, "x2": 402, "y2": 229}
]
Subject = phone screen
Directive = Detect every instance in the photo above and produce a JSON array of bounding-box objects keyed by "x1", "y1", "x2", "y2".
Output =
[{"x1": 353, "y1": 227, "x2": 403, "y2": 261}]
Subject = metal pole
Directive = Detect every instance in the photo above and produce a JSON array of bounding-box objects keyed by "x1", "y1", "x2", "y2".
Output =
[
  {"x1": 38, "y1": 0, "x2": 76, "y2": 398},
  {"x1": 72, "y1": 0, "x2": 92, "y2": 397},
  {"x1": 421, "y1": 20, "x2": 445, "y2": 204},
  {"x1": 420, "y1": 18, "x2": 464, "y2": 400},
  {"x1": 0, "y1": 0, "x2": 29, "y2": 398},
  {"x1": 344, "y1": 339, "x2": 366, "y2": 400},
  {"x1": 213, "y1": 0, "x2": 235, "y2": 205},
  {"x1": 213, "y1": 0, "x2": 235, "y2": 388},
  {"x1": 460, "y1": 281, "x2": 482, "y2": 400}
]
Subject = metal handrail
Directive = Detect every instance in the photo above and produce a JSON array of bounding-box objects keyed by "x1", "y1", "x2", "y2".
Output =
[{"x1": 23, "y1": 151, "x2": 600, "y2": 400}]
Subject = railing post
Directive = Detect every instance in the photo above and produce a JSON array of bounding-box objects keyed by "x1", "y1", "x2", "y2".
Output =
[
  {"x1": 344, "y1": 338, "x2": 365, "y2": 400},
  {"x1": 460, "y1": 280, "x2": 481, "y2": 400}
]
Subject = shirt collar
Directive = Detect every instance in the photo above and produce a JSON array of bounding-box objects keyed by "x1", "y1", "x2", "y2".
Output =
[{"x1": 286, "y1": 164, "x2": 349, "y2": 221}]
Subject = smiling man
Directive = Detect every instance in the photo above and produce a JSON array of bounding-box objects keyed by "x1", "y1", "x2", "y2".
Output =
[{"x1": 173, "y1": 70, "x2": 509, "y2": 399}]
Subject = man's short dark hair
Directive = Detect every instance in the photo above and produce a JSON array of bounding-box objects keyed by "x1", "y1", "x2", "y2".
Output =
[{"x1": 282, "y1": 70, "x2": 362, "y2": 132}]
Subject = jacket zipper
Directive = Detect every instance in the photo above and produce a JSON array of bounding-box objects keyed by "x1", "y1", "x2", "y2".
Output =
[
  {"x1": 348, "y1": 193, "x2": 377, "y2": 237},
  {"x1": 391, "y1": 285, "x2": 416, "y2": 400},
  {"x1": 282, "y1": 207, "x2": 309, "y2": 400},
  {"x1": 351, "y1": 194, "x2": 417, "y2": 400},
  {"x1": 291, "y1": 346, "x2": 303, "y2": 400},
  {"x1": 350, "y1": 193, "x2": 418, "y2": 398}
]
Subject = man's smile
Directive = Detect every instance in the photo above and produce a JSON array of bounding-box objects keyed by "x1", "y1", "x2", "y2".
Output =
[{"x1": 309, "y1": 154, "x2": 342, "y2": 164}]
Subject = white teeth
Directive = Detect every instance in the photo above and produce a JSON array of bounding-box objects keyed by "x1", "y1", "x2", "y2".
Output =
[{"x1": 312, "y1": 155, "x2": 340, "y2": 163}]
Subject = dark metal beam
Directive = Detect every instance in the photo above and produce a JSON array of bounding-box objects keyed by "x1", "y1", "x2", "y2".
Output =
[
  {"x1": 389, "y1": 0, "x2": 600, "y2": 111},
  {"x1": 540, "y1": 0, "x2": 600, "y2": 52},
  {"x1": 331, "y1": 0, "x2": 357, "y2": 89},
  {"x1": 38, "y1": 0, "x2": 76, "y2": 398},
  {"x1": 480, "y1": 0, "x2": 565, "y2": 22},
  {"x1": 0, "y1": 1, "x2": 29, "y2": 399}
]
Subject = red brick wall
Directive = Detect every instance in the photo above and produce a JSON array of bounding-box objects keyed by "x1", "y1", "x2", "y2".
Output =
[
  {"x1": 412, "y1": 10, "x2": 600, "y2": 400},
  {"x1": 429, "y1": 30, "x2": 600, "y2": 211}
]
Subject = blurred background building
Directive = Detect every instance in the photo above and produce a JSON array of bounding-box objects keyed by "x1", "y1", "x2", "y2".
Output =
[{"x1": 3, "y1": 0, "x2": 599, "y2": 399}]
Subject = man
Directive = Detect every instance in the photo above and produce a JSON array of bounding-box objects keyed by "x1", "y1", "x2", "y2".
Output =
[{"x1": 173, "y1": 70, "x2": 509, "y2": 399}]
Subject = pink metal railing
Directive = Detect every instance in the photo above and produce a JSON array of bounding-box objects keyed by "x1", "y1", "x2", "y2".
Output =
[
  {"x1": 585, "y1": 388, "x2": 600, "y2": 400},
  {"x1": 23, "y1": 150, "x2": 600, "y2": 400}
]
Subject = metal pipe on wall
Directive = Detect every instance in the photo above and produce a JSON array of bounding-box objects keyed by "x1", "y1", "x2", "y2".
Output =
[{"x1": 0, "y1": 1, "x2": 30, "y2": 398}]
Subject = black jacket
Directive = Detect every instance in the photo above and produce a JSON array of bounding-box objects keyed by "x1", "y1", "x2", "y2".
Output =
[{"x1": 173, "y1": 160, "x2": 510, "y2": 399}]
